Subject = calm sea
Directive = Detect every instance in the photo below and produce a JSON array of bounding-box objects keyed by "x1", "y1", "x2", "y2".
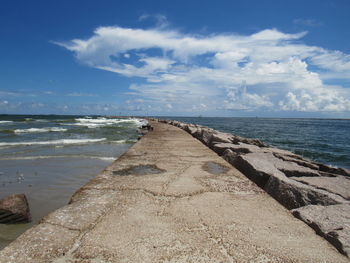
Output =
[
  {"x1": 161, "y1": 117, "x2": 350, "y2": 169},
  {"x1": 0, "y1": 115, "x2": 146, "y2": 249}
]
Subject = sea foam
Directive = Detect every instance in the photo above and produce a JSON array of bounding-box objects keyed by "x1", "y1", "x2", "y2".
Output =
[
  {"x1": 73, "y1": 117, "x2": 148, "y2": 128},
  {"x1": 14, "y1": 127, "x2": 67, "y2": 134},
  {"x1": 0, "y1": 155, "x2": 115, "y2": 161},
  {"x1": 0, "y1": 138, "x2": 106, "y2": 147},
  {"x1": 0, "y1": 121, "x2": 13, "y2": 124}
]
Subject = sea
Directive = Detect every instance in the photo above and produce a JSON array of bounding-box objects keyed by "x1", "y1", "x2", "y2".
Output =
[
  {"x1": 0, "y1": 115, "x2": 147, "y2": 249},
  {"x1": 0, "y1": 115, "x2": 349, "y2": 249},
  {"x1": 161, "y1": 117, "x2": 350, "y2": 170}
]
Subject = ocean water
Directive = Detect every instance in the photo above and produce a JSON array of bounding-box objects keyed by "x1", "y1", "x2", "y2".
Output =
[
  {"x1": 0, "y1": 115, "x2": 147, "y2": 249},
  {"x1": 163, "y1": 117, "x2": 350, "y2": 169}
]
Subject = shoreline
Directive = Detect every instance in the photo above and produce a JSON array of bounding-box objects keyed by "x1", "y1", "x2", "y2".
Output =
[{"x1": 0, "y1": 116, "x2": 147, "y2": 250}]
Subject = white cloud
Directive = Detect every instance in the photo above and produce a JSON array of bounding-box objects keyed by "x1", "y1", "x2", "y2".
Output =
[
  {"x1": 0, "y1": 91, "x2": 18, "y2": 97},
  {"x1": 279, "y1": 88, "x2": 350, "y2": 112},
  {"x1": 139, "y1": 14, "x2": 170, "y2": 29},
  {"x1": 67, "y1": 92, "x2": 98, "y2": 97},
  {"x1": 224, "y1": 84, "x2": 273, "y2": 111},
  {"x1": 0, "y1": 90, "x2": 36, "y2": 97},
  {"x1": 293, "y1": 18, "x2": 323, "y2": 27},
  {"x1": 311, "y1": 50, "x2": 350, "y2": 72},
  {"x1": 54, "y1": 24, "x2": 350, "y2": 114}
]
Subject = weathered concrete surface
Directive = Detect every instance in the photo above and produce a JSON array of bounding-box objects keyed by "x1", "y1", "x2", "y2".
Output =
[{"x1": 0, "y1": 122, "x2": 348, "y2": 263}]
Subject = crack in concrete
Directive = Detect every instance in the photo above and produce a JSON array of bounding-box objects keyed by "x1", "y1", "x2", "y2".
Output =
[
  {"x1": 161, "y1": 166, "x2": 189, "y2": 192},
  {"x1": 48, "y1": 192, "x2": 129, "y2": 263},
  {"x1": 43, "y1": 221, "x2": 81, "y2": 232},
  {"x1": 191, "y1": 205, "x2": 236, "y2": 263}
]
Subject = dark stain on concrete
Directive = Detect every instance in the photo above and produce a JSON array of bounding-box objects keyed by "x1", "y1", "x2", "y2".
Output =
[
  {"x1": 203, "y1": 162, "x2": 229, "y2": 175},
  {"x1": 113, "y1": 165, "x2": 165, "y2": 176}
]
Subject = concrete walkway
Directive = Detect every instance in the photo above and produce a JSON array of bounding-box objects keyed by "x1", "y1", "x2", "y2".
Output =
[{"x1": 0, "y1": 121, "x2": 348, "y2": 262}]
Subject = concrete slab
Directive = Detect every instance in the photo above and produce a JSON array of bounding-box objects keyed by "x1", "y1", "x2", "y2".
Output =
[
  {"x1": 0, "y1": 223, "x2": 79, "y2": 263},
  {"x1": 42, "y1": 189, "x2": 122, "y2": 231}
]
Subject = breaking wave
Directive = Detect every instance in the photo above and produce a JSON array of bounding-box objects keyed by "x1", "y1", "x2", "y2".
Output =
[
  {"x1": 72, "y1": 117, "x2": 148, "y2": 128},
  {"x1": 14, "y1": 127, "x2": 67, "y2": 134},
  {"x1": 0, "y1": 155, "x2": 115, "y2": 162},
  {"x1": 0, "y1": 138, "x2": 106, "y2": 147}
]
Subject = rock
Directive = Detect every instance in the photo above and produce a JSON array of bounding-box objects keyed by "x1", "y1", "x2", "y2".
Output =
[
  {"x1": 210, "y1": 132, "x2": 234, "y2": 145},
  {"x1": 264, "y1": 147, "x2": 297, "y2": 156},
  {"x1": 0, "y1": 194, "x2": 31, "y2": 224},
  {"x1": 178, "y1": 123, "x2": 186, "y2": 129},
  {"x1": 273, "y1": 153, "x2": 319, "y2": 170},
  {"x1": 222, "y1": 149, "x2": 239, "y2": 165},
  {"x1": 317, "y1": 163, "x2": 350, "y2": 177},
  {"x1": 199, "y1": 128, "x2": 215, "y2": 145},
  {"x1": 272, "y1": 158, "x2": 320, "y2": 178},
  {"x1": 177, "y1": 121, "x2": 269, "y2": 149},
  {"x1": 193, "y1": 127, "x2": 203, "y2": 139},
  {"x1": 234, "y1": 152, "x2": 320, "y2": 187},
  {"x1": 234, "y1": 152, "x2": 285, "y2": 187},
  {"x1": 211, "y1": 142, "x2": 297, "y2": 158},
  {"x1": 291, "y1": 176, "x2": 350, "y2": 200},
  {"x1": 141, "y1": 124, "x2": 153, "y2": 131},
  {"x1": 292, "y1": 204, "x2": 350, "y2": 257},
  {"x1": 265, "y1": 174, "x2": 347, "y2": 209},
  {"x1": 211, "y1": 143, "x2": 235, "y2": 155},
  {"x1": 138, "y1": 128, "x2": 149, "y2": 135},
  {"x1": 211, "y1": 142, "x2": 262, "y2": 156},
  {"x1": 268, "y1": 153, "x2": 320, "y2": 177},
  {"x1": 232, "y1": 136, "x2": 269, "y2": 147},
  {"x1": 232, "y1": 152, "x2": 347, "y2": 209},
  {"x1": 186, "y1": 126, "x2": 198, "y2": 136}
]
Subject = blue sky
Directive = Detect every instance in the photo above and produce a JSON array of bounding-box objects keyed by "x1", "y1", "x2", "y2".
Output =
[{"x1": 0, "y1": 0, "x2": 350, "y2": 117}]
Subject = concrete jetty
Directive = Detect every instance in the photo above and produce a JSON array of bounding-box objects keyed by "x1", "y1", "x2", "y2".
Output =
[
  {"x1": 0, "y1": 121, "x2": 348, "y2": 262},
  {"x1": 160, "y1": 118, "x2": 350, "y2": 257}
]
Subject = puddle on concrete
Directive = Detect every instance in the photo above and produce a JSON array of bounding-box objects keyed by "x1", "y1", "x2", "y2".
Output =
[
  {"x1": 203, "y1": 162, "x2": 229, "y2": 175},
  {"x1": 113, "y1": 165, "x2": 164, "y2": 176}
]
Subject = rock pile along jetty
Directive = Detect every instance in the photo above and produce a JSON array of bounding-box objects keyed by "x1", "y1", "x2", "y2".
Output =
[{"x1": 156, "y1": 118, "x2": 350, "y2": 257}]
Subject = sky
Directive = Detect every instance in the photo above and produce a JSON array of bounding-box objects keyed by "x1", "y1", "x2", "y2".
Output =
[{"x1": 0, "y1": 0, "x2": 350, "y2": 117}]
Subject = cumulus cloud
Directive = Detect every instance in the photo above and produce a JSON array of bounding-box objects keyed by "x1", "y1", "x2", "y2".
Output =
[
  {"x1": 224, "y1": 84, "x2": 273, "y2": 111},
  {"x1": 54, "y1": 24, "x2": 350, "y2": 114}
]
